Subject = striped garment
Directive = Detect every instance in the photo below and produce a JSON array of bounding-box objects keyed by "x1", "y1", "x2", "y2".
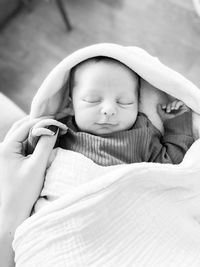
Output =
[{"x1": 59, "y1": 112, "x2": 194, "y2": 166}]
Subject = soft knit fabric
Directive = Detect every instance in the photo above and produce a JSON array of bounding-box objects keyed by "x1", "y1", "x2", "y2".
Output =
[{"x1": 59, "y1": 112, "x2": 194, "y2": 166}]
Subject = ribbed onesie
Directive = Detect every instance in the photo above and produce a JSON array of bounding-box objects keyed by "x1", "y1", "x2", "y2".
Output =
[{"x1": 59, "y1": 112, "x2": 194, "y2": 166}]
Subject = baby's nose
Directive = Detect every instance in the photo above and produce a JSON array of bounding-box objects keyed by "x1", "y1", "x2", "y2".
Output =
[{"x1": 101, "y1": 103, "x2": 117, "y2": 117}]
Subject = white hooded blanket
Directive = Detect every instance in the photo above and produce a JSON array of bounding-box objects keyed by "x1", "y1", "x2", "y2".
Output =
[{"x1": 13, "y1": 43, "x2": 200, "y2": 267}]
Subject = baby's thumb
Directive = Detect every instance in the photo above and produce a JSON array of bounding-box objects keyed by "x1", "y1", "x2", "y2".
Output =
[{"x1": 31, "y1": 127, "x2": 58, "y2": 167}]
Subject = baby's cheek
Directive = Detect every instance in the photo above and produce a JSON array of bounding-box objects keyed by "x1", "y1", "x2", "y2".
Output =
[
  {"x1": 74, "y1": 113, "x2": 93, "y2": 131},
  {"x1": 122, "y1": 110, "x2": 137, "y2": 125},
  {"x1": 125, "y1": 119, "x2": 136, "y2": 130}
]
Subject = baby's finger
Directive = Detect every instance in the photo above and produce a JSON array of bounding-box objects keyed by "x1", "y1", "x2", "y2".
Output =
[
  {"x1": 161, "y1": 104, "x2": 166, "y2": 110},
  {"x1": 174, "y1": 101, "x2": 183, "y2": 110},
  {"x1": 166, "y1": 103, "x2": 172, "y2": 113},
  {"x1": 170, "y1": 101, "x2": 177, "y2": 110}
]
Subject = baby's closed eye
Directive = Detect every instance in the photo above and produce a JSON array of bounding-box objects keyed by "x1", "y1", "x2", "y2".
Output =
[
  {"x1": 116, "y1": 99, "x2": 135, "y2": 105},
  {"x1": 82, "y1": 96, "x2": 101, "y2": 103},
  {"x1": 82, "y1": 96, "x2": 135, "y2": 106}
]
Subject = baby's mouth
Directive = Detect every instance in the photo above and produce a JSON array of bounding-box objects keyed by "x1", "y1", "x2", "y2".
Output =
[{"x1": 96, "y1": 123, "x2": 118, "y2": 127}]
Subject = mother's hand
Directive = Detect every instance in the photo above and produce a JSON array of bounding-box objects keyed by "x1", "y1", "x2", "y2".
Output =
[
  {"x1": 0, "y1": 116, "x2": 58, "y2": 226},
  {"x1": 0, "y1": 116, "x2": 58, "y2": 267}
]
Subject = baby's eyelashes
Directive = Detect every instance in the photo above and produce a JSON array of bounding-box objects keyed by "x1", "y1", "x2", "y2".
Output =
[
  {"x1": 83, "y1": 97, "x2": 135, "y2": 106},
  {"x1": 82, "y1": 97, "x2": 101, "y2": 103},
  {"x1": 117, "y1": 101, "x2": 134, "y2": 105}
]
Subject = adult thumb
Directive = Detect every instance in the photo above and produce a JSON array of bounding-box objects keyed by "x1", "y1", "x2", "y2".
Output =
[{"x1": 31, "y1": 129, "x2": 58, "y2": 168}]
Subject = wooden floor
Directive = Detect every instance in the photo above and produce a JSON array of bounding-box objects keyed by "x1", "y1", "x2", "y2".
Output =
[{"x1": 0, "y1": 0, "x2": 200, "y2": 113}]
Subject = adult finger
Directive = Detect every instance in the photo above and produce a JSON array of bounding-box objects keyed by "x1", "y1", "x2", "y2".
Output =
[
  {"x1": 4, "y1": 118, "x2": 42, "y2": 143},
  {"x1": 31, "y1": 127, "x2": 57, "y2": 137},
  {"x1": 5, "y1": 116, "x2": 30, "y2": 139},
  {"x1": 30, "y1": 129, "x2": 58, "y2": 167}
]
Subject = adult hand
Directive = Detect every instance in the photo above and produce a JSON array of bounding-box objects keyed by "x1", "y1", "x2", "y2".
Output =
[
  {"x1": 0, "y1": 116, "x2": 58, "y2": 226},
  {"x1": 0, "y1": 116, "x2": 58, "y2": 267}
]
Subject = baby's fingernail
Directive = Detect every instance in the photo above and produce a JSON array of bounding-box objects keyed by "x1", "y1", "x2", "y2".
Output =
[
  {"x1": 48, "y1": 125, "x2": 59, "y2": 135},
  {"x1": 60, "y1": 123, "x2": 68, "y2": 129}
]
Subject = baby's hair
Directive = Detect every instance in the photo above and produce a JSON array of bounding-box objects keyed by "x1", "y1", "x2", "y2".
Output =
[{"x1": 68, "y1": 56, "x2": 141, "y2": 99}]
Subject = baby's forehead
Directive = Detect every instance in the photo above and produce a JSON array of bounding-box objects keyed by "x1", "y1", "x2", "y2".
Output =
[
  {"x1": 69, "y1": 57, "x2": 140, "y2": 97},
  {"x1": 74, "y1": 57, "x2": 139, "y2": 84}
]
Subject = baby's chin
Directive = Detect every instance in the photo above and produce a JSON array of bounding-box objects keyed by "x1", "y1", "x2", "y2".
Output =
[
  {"x1": 86, "y1": 124, "x2": 134, "y2": 136},
  {"x1": 92, "y1": 128, "x2": 118, "y2": 135}
]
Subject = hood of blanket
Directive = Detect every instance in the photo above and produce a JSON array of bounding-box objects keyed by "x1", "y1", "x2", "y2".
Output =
[{"x1": 30, "y1": 43, "x2": 200, "y2": 121}]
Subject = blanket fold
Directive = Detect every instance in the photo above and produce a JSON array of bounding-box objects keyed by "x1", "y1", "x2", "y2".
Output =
[{"x1": 13, "y1": 43, "x2": 200, "y2": 267}]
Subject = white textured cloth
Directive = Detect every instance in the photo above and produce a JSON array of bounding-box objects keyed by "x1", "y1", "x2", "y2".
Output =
[
  {"x1": 13, "y1": 146, "x2": 200, "y2": 266},
  {"x1": 12, "y1": 43, "x2": 200, "y2": 266}
]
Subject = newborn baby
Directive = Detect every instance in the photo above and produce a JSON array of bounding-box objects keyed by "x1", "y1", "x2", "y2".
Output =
[{"x1": 28, "y1": 56, "x2": 194, "y2": 165}]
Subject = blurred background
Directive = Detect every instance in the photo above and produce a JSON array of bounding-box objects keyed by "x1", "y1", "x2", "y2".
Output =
[{"x1": 0, "y1": 0, "x2": 200, "y2": 113}]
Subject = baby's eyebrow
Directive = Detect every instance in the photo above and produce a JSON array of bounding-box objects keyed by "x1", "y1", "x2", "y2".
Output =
[
  {"x1": 82, "y1": 93, "x2": 100, "y2": 98},
  {"x1": 82, "y1": 88, "x2": 101, "y2": 94},
  {"x1": 117, "y1": 94, "x2": 135, "y2": 99}
]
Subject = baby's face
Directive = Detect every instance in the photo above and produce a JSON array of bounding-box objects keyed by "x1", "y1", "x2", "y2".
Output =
[{"x1": 71, "y1": 61, "x2": 139, "y2": 135}]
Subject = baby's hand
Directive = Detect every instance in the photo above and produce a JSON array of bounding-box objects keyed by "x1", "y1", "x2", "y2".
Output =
[
  {"x1": 157, "y1": 100, "x2": 190, "y2": 121},
  {"x1": 30, "y1": 119, "x2": 68, "y2": 137},
  {"x1": 26, "y1": 118, "x2": 68, "y2": 154}
]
